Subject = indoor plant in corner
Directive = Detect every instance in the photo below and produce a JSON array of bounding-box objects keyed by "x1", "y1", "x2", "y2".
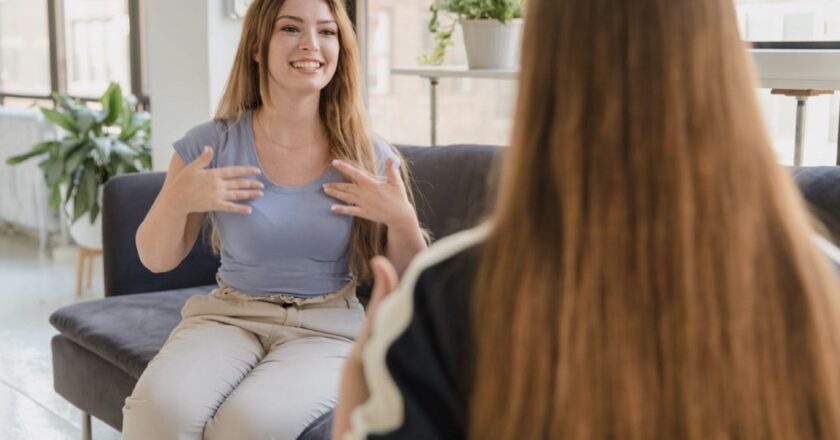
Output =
[
  {"x1": 5, "y1": 82, "x2": 152, "y2": 250},
  {"x1": 420, "y1": 0, "x2": 525, "y2": 68}
]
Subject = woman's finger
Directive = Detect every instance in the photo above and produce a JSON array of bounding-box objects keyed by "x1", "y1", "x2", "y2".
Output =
[
  {"x1": 217, "y1": 201, "x2": 252, "y2": 215},
  {"x1": 332, "y1": 160, "x2": 376, "y2": 185},
  {"x1": 323, "y1": 182, "x2": 356, "y2": 193},
  {"x1": 323, "y1": 186, "x2": 358, "y2": 205},
  {"x1": 227, "y1": 179, "x2": 265, "y2": 190},
  {"x1": 330, "y1": 204, "x2": 363, "y2": 217},
  {"x1": 384, "y1": 158, "x2": 403, "y2": 186},
  {"x1": 368, "y1": 256, "x2": 399, "y2": 313},
  {"x1": 226, "y1": 189, "x2": 263, "y2": 201}
]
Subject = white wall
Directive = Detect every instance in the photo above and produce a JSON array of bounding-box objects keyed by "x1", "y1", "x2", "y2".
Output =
[
  {"x1": 751, "y1": 49, "x2": 840, "y2": 90},
  {"x1": 145, "y1": 0, "x2": 242, "y2": 171}
]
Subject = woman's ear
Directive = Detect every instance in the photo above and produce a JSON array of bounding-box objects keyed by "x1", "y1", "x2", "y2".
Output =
[{"x1": 252, "y1": 51, "x2": 260, "y2": 63}]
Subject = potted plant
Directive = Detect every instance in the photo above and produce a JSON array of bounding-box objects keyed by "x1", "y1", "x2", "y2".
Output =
[
  {"x1": 419, "y1": 0, "x2": 525, "y2": 69},
  {"x1": 5, "y1": 82, "x2": 152, "y2": 249}
]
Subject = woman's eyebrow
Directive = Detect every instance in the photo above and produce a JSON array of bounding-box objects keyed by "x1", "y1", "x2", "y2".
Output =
[{"x1": 276, "y1": 15, "x2": 337, "y2": 24}]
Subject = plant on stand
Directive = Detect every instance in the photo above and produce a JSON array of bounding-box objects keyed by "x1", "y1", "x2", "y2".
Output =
[
  {"x1": 5, "y1": 82, "x2": 152, "y2": 250},
  {"x1": 419, "y1": 0, "x2": 525, "y2": 68}
]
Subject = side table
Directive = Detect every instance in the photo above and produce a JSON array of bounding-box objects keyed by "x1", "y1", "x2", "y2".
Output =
[{"x1": 770, "y1": 88, "x2": 835, "y2": 165}]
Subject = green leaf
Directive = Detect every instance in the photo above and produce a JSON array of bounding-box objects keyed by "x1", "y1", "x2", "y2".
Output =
[
  {"x1": 139, "y1": 154, "x2": 152, "y2": 171},
  {"x1": 41, "y1": 108, "x2": 79, "y2": 134},
  {"x1": 45, "y1": 158, "x2": 64, "y2": 187},
  {"x1": 48, "y1": 185, "x2": 61, "y2": 210},
  {"x1": 119, "y1": 124, "x2": 144, "y2": 142},
  {"x1": 58, "y1": 138, "x2": 84, "y2": 159},
  {"x1": 72, "y1": 166, "x2": 97, "y2": 223},
  {"x1": 88, "y1": 201, "x2": 100, "y2": 225},
  {"x1": 5, "y1": 140, "x2": 58, "y2": 165},
  {"x1": 52, "y1": 92, "x2": 82, "y2": 112},
  {"x1": 100, "y1": 82, "x2": 123, "y2": 126},
  {"x1": 73, "y1": 108, "x2": 97, "y2": 134},
  {"x1": 64, "y1": 142, "x2": 92, "y2": 174}
]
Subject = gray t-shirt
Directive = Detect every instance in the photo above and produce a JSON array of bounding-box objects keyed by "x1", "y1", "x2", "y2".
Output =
[{"x1": 173, "y1": 110, "x2": 400, "y2": 297}]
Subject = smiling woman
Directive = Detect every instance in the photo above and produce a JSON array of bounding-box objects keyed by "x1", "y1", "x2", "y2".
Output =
[{"x1": 122, "y1": 0, "x2": 427, "y2": 439}]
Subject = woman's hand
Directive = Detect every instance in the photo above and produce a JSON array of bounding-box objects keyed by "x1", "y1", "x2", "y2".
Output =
[
  {"x1": 351, "y1": 256, "x2": 399, "y2": 357},
  {"x1": 332, "y1": 256, "x2": 399, "y2": 440},
  {"x1": 324, "y1": 159, "x2": 416, "y2": 229},
  {"x1": 166, "y1": 146, "x2": 264, "y2": 215}
]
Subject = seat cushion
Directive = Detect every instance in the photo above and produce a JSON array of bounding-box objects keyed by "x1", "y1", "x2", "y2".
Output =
[{"x1": 49, "y1": 286, "x2": 215, "y2": 379}]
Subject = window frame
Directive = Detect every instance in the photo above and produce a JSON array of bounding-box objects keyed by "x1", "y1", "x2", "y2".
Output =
[{"x1": 0, "y1": 0, "x2": 148, "y2": 109}]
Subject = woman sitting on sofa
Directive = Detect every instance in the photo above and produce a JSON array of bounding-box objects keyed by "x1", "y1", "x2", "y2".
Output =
[
  {"x1": 333, "y1": 0, "x2": 840, "y2": 438},
  {"x1": 123, "y1": 0, "x2": 426, "y2": 438}
]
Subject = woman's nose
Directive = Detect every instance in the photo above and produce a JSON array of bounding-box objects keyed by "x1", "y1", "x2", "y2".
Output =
[{"x1": 298, "y1": 30, "x2": 319, "y2": 52}]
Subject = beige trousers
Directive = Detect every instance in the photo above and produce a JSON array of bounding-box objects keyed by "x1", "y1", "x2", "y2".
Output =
[{"x1": 122, "y1": 282, "x2": 364, "y2": 440}]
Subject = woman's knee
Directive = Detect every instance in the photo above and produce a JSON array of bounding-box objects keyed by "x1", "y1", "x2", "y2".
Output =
[
  {"x1": 122, "y1": 376, "x2": 215, "y2": 439},
  {"x1": 205, "y1": 396, "x2": 315, "y2": 440}
]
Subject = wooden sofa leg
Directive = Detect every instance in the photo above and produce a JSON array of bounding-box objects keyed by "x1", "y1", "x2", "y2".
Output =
[{"x1": 81, "y1": 411, "x2": 92, "y2": 440}]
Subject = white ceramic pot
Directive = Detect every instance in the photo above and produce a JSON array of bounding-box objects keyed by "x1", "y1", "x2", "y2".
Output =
[
  {"x1": 69, "y1": 213, "x2": 102, "y2": 250},
  {"x1": 62, "y1": 183, "x2": 103, "y2": 250},
  {"x1": 461, "y1": 18, "x2": 523, "y2": 69}
]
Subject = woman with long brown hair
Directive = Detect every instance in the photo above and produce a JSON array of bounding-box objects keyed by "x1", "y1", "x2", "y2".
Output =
[
  {"x1": 333, "y1": 0, "x2": 840, "y2": 438},
  {"x1": 123, "y1": 0, "x2": 426, "y2": 438}
]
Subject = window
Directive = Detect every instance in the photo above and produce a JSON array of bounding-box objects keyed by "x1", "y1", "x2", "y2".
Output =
[
  {"x1": 734, "y1": 1, "x2": 840, "y2": 165},
  {"x1": 736, "y1": 0, "x2": 840, "y2": 42},
  {"x1": 0, "y1": 0, "x2": 51, "y2": 96},
  {"x1": 0, "y1": 0, "x2": 146, "y2": 108},
  {"x1": 366, "y1": 0, "x2": 516, "y2": 146},
  {"x1": 63, "y1": 0, "x2": 131, "y2": 98}
]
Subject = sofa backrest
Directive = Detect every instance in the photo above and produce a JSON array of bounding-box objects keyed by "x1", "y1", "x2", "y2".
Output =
[
  {"x1": 102, "y1": 144, "x2": 504, "y2": 296},
  {"x1": 791, "y1": 166, "x2": 840, "y2": 243}
]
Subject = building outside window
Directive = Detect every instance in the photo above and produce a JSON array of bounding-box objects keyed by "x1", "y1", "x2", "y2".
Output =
[
  {"x1": 0, "y1": 0, "x2": 142, "y2": 108},
  {"x1": 64, "y1": 0, "x2": 131, "y2": 98},
  {"x1": 0, "y1": 0, "x2": 51, "y2": 97},
  {"x1": 366, "y1": 0, "x2": 517, "y2": 147}
]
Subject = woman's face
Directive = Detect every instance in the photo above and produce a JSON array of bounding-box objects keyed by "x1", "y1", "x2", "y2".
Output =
[{"x1": 261, "y1": 0, "x2": 340, "y2": 96}]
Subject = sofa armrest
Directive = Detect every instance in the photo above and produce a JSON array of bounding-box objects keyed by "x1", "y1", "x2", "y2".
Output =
[{"x1": 102, "y1": 172, "x2": 219, "y2": 297}]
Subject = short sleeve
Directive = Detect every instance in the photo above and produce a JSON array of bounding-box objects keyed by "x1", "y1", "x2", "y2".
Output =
[
  {"x1": 372, "y1": 134, "x2": 402, "y2": 177},
  {"x1": 172, "y1": 120, "x2": 224, "y2": 167}
]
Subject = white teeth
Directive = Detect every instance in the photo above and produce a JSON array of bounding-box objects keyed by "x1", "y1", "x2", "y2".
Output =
[{"x1": 291, "y1": 61, "x2": 320, "y2": 70}]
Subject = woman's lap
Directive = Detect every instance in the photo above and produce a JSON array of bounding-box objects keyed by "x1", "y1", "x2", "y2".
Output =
[{"x1": 122, "y1": 287, "x2": 362, "y2": 439}]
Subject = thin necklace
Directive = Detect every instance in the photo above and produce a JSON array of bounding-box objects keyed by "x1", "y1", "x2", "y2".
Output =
[{"x1": 255, "y1": 111, "x2": 315, "y2": 151}]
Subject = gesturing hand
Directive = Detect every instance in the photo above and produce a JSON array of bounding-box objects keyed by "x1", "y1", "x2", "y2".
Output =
[
  {"x1": 324, "y1": 159, "x2": 415, "y2": 228},
  {"x1": 169, "y1": 146, "x2": 264, "y2": 215},
  {"x1": 355, "y1": 256, "x2": 399, "y2": 349}
]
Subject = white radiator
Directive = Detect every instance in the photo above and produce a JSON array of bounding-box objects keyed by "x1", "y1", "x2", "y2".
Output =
[{"x1": 0, "y1": 107, "x2": 60, "y2": 252}]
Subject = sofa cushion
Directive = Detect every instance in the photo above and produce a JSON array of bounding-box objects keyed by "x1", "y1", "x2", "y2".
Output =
[{"x1": 49, "y1": 286, "x2": 215, "y2": 378}]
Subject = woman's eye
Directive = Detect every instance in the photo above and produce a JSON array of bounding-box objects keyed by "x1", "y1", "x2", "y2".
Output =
[
  {"x1": 321, "y1": 29, "x2": 337, "y2": 36},
  {"x1": 281, "y1": 26, "x2": 299, "y2": 33}
]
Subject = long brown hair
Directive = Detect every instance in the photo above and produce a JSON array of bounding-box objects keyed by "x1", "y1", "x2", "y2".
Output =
[
  {"x1": 211, "y1": 0, "x2": 413, "y2": 282},
  {"x1": 471, "y1": 0, "x2": 840, "y2": 438}
]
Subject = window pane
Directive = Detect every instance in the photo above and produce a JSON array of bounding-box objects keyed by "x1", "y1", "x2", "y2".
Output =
[
  {"x1": 736, "y1": 0, "x2": 840, "y2": 41},
  {"x1": 367, "y1": 0, "x2": 515, "y2": 146},
  {"x1": 64, "y1": 0, "x2": 130, "y2": 97},
  {"x1": 0, "y1": 0, "x2": 50, "y2": 95}
]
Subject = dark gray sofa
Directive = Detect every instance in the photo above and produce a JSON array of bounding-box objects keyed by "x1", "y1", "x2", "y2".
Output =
[{"x1": 49, "y1": 144, "x2": 503, "y2": 439}]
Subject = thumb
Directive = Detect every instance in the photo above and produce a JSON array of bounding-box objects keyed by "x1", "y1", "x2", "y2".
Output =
[
  {"x1": 190, "y1": 146, "x2": 214, "y2": 169},
  {"x1": 368, "y1": 256, "x2": 399, "y2": 312}
]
